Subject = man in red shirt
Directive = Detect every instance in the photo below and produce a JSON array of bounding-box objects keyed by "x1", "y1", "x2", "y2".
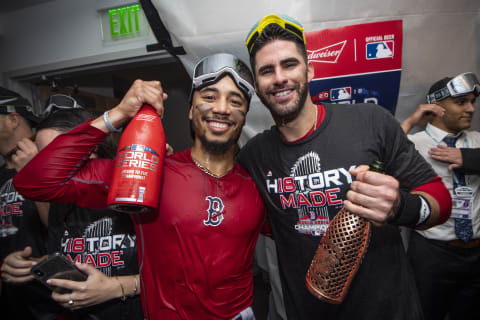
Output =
[{"x1": 14, "y1": 53, "x2": 265, "y2": 320}]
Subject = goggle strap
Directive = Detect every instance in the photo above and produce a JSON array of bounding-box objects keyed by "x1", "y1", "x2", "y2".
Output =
[
  {"x1": 247, "y1": 24, "x2": 304, "y2": 54},
  {"x1": 427, "y1": 87, "x2": 450, "y2": 103},
  {"x1": 245, "y1": 15, "x2": 305, "y2": 53},
  {"x1": 43, "y1": 98, "x2": 83, "y2": 116},
  {"x1": 247, "y1": 32, "x2": 259, "y2": 53},
  {"x1": 285, "y1": 23, "x2": 304, "y2": 41},
  {"x1": 238, "y1": 82, "x2": 252, "y2": 98}
]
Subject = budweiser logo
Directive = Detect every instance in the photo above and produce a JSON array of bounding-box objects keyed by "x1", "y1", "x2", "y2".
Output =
[{"x1": 307, "y1": 40, "x2": 347, "y2": 63}]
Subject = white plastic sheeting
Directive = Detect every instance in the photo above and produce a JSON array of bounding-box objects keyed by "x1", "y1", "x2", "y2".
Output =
[{"x1": 151, "y1": 0, "x2": 480, "y2": 140}]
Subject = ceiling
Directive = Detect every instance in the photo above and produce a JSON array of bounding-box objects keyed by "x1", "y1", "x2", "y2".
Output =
[
  {"x1": 0, "y1": 0, "x2": 195, "y2": 153},
  {"x1": 1, "y1": 0, "x2": 191, "y2": 98},
  {"x1": 0, "y1": 0, "x2": 54, "y2": 13}
]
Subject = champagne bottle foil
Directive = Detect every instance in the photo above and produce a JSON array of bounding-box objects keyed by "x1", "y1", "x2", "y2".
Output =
[
  {"x1": 305, "y1": 207, "x2": 371, "y2": 304},
  {"x1": 305, "y1": 161, "x2": 383, "y2": 303}
]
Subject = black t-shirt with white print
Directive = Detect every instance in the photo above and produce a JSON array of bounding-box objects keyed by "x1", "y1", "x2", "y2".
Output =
[
  {"x1": 0, "y1": 167, "x2": 60, "y2": 319},
  {"x1": 238, "y1": 103, "x2": 436, "y2": 320},
  {"x1": 0, "y1": 167, "x2": 46, "y2": 260},
  {"x1": 47, "y1": 202, "x2": 144, "y2": 320}
]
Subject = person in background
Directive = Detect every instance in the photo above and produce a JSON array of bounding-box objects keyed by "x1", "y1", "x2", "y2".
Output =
[
  {"x1": 14, "y1": 53, "x2": 266, "y2": 320},
  {"x1": 402, "y1": 72, "x2": 480, "y2": 320},
  {"x1": 0, "y1": 87, "x2": 59, "y2": 319},
  {"x1": 33, "y1": 107, "x2": 143, "y2": 319},
  {"x1": 401, "y1": 90, "x2": 480, "y2": 173},
  {"x1": 236, "y1": 14, "x2": 451, "y2": 319}
]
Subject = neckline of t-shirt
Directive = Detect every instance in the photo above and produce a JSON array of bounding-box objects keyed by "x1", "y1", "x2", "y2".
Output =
[{"x1": 274, "y1": 103, "x2": 331, "y2": 145}]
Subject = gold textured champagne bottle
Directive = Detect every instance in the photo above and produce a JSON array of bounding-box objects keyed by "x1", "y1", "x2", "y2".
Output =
[{"x1": 305, "y1": 161, "x2": 384, "y2": 304}]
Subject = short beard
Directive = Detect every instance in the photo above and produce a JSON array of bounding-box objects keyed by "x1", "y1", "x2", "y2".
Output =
[
  {"x1": 199, "y1": 135, "x2": 236, "y2": 155},
  {"x1": 192, "y1": 111, "x2": 243, "y2": 155},
  {"x1": 258, "y1": 80, "x2": 309, "y2": 125}
]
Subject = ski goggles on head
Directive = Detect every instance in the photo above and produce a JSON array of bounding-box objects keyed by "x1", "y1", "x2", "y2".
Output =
[
  {"x1": 245, "y1": 14, "x2": 306, "y2": 54},
  {"x1": 43, "y1": 94, "x2": 84, "y2": 116},
  {"x1": 191, "y1": 53, "x2": 255, "y2": 101},
  {"x1": 427, "y1": 72, "x2": 480, "y2": 103}
]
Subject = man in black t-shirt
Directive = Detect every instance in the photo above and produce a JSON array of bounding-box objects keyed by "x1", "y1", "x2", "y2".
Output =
[{"x1": 237, "y1": 14, "x2": 452, "y2": 319}]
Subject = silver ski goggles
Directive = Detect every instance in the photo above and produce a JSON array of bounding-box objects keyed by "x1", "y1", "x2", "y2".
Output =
[
  {"x1": 43, "y1": 94, "x2": 84, "y2": 116},
  {"x1": 191, "y1": 53, "x2": 255, "y2": 102},
  {"x1": 427, "y1": 72, "x2": 480, "y2": 103}
]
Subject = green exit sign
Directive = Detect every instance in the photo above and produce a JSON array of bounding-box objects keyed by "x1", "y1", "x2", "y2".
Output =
[{"x1": 101, "y1": 3, "x2": 150, "y2": 42}]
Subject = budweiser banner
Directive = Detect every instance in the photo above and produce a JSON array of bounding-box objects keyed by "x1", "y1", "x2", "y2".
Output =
[{"x1": 306, "y1": 20, "x2": 403, "y2": 114}]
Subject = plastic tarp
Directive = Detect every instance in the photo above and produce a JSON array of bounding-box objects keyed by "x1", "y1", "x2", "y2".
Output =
[{"x1": 151, "y1": 0, "x2": 480, "y2": 140}]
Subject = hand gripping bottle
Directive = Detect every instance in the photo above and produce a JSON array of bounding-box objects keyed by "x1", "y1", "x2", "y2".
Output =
[
  {"x1": 305, "y1": 161, "x2": 384, "y2": 304},
  {"x1": 107, "y1": 105, "x2": 166, "y2": 213}
]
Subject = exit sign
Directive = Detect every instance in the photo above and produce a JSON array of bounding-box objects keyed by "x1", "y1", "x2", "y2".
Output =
[{"x1": 101, "y1": 3, "x2": 150, "y2": 42}]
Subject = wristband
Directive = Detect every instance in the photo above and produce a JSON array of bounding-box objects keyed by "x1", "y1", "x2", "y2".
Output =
[
  {"x1": 388, "y1": 191, "x2": 422, "y2": 228},
  {"x1": 103, "y1": 111, "x2": 122, "y2": 133},
  {"x1": 416, "y1": 195, "x2": 431, "y2": 226}
]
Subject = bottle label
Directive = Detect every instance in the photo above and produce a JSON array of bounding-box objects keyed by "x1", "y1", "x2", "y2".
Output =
[
  {"x1": 116, "y1": 144, "x2": 160, "y2": 172},
  {"x1": 111, "y1": 144, "x2": 161, "y2": 205}
]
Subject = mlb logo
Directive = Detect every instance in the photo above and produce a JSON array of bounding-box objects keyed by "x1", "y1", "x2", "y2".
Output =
[
  {"x1": 131, "y1": 144, "x2": 145, "y2": 151},
  {"x1": 330, "y1": 87, "x2": 352, "y2": 101},
  {"x1": 366, "y1": 41, "x2": 394, "y2": 59}
]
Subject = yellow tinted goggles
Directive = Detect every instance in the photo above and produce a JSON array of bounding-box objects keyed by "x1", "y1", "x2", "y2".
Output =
[{"x1": 245, "y1": 14, "x2": 306, "y2": 54}]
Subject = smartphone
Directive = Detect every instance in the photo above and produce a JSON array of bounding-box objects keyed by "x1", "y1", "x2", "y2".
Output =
[{"x1": 31, "y1": 252, "x2": 88, "y2": 294}]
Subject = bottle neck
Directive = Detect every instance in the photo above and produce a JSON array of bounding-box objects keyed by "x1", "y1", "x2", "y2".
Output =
[{"x1": 369, "y1": 161, "x2": 384, "y2": 173}]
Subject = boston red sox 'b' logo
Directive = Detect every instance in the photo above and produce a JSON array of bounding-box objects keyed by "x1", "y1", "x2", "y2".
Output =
[{"x1": 203, "y1": 196, "x2": 224, "y2": 227}]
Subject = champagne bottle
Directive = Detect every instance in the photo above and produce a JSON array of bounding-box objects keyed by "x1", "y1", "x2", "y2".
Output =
[
  {"x1": 107, "y1": 104, "x2": 166, "y2": 213},
  {"x1": 305, "y1": 160, "x2": 384, "y2": 304}
]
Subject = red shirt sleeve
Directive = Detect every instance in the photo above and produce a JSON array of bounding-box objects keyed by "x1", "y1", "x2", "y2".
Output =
[{"x1": 13, "y1": 121, "x2": 114, "y2": 209}]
